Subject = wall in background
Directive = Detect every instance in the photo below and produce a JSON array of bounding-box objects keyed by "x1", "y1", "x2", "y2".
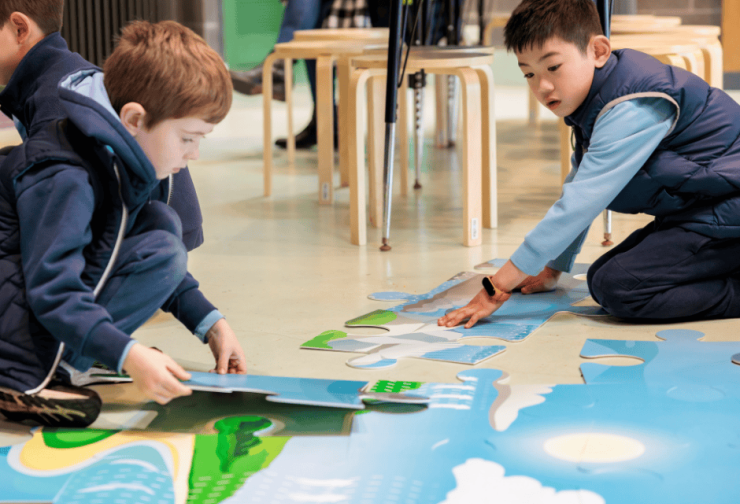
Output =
[{"x1": 222, "y1": 0, "x2": 284, "y2": 71}]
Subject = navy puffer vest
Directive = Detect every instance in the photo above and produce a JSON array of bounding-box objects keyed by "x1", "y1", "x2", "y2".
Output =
[
  {"x1": 565, "y1": 49, "x2": 740, "y2": 238},
  {"x1": 0, "y1": 121, "x2": 123, "y2": 392}
]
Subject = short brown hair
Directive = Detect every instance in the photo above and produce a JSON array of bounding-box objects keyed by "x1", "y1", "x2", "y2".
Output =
[
  {"x1": 504, "y1": 0, "x2": 603, "y2": 54},
  {"x1": 0, "y1": 0, "x2": 64, "y2": 35},
  {"x1": 104, "y1": 20, "x2": 232, "y2": 129}
]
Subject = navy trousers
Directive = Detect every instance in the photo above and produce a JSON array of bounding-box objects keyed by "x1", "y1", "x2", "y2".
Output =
[
  {"x1": 63, "y1": 201, "x2": 187, "y2": 371},
  {"x1": 587, "y1": 220, "x2": 740, "y2": 321}
]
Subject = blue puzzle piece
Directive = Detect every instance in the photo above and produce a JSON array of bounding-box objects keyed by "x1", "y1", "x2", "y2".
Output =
[
  {"x1": 420, "y1": 344, "x2": 504, "y2": 364},
  {"x1": 580, "y1": 329, "x2": 740, "y2": 401},
  {"x1": 183, "y1": 372, "x2": 411, "y2": 409}
]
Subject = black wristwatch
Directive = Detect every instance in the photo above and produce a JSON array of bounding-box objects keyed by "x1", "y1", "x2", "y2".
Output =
[{"x1": 482, "y1": 276, "x2": 497, "y2": 297}]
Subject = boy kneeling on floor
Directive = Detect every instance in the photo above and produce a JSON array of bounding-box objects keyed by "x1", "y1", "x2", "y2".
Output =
[
  {"x1": 0, "y1": 20, "x2": 246, "y2": 428},
  {"x1": 440, "y1": 0, "x2": 740, "y2": 329}
]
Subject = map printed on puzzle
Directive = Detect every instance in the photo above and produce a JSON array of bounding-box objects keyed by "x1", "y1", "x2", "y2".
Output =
[
  {"x1": 301, "y1": 260, "x2": 606, "y2": 369},
  {"x1": 4, "y1": 328, "x2": 740, "y2": 503}
]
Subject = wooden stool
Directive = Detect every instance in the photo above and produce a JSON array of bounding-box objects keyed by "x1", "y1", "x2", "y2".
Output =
[
  {"x1": 263, "y1": 39, "x2": 386, "y2": 205},
  {"x1": 611, "y1": 26, "x2": 723, "y2": 88},
  {"x1": 347, "y1": 49, "x2": 496, "y2": 247}
]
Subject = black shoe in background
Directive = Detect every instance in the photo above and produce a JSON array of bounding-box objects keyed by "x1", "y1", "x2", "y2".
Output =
[
  {"x1": 275, "y1": 110, "x2": 338, "y2": 150},
  {"x1": 276, "y1": 114, "x2": 318, "y2": 149}
]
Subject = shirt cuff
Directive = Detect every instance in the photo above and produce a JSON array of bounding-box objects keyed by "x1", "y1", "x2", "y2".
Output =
[
  {"x1": 117, "y1": 339, "x2": 139, "y2": 374},
  {"x1": 194, "y1": 310, "x2": 225, "y2": 343}
]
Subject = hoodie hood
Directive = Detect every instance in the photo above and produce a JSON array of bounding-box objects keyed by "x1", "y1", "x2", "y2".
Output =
[
  {"x1": 57, "y1": 69, "x2": 160, "y2": 208},
  {"x1": 0, "y1": 32, "x2": 95, "y2": 139}
]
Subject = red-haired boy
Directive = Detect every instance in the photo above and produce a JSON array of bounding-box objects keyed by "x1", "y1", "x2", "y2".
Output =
[{"x1": 0, "y1": 20, "x2": 246, "y2": 427}]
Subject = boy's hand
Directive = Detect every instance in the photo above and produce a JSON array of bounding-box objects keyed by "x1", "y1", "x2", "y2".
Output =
[
  {"x1": 206, "y1": 318, "x2": 247, "y2": 375},
  {"x1": 123, "y1": 343, "x2": 192, "y2": 405},
  {"x1": 515, "y1": 266, "x2": 561, "y2": 294},
  {"x1": 437, "y1": 288, "x2": 507, "y2": 329}
]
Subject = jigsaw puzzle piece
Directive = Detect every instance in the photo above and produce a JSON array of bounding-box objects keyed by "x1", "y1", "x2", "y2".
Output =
[
  {"x1": 581, "y1": 330, "x2": 740, "y2": 401},
  {"x1": 184, "y1": 372, "x2": 374, "y2": 409}
]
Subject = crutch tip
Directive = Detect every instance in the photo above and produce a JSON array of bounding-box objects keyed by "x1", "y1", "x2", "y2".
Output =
[
  {"x1": 601, "y1": 234, "x2": 613, "y2": 247},
  {"x1": 380, "y1": 238, "x2": 392, "y2": 252},
  {"x1": 414, "y1": 182, "x2": 422, "y2": 190}
]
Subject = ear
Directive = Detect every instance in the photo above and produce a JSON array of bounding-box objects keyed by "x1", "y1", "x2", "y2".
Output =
[
  {"x1": 9, "y1": 12, "x2": 37, "y2": 46},
  {"x1": 119, "y1": 102, "x2": 148, "y2": 137},
  {"x1": 591, "y1": 35, "x2": 612, "y2": 68}
]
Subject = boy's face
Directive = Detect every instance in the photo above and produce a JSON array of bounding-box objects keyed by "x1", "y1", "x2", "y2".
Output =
[
  {"x1": 516, "y1": 35, "x2": 611, "y2": 118},
  {"x1": 133, "y1": 116, "x2": 214, "y2": 180}
]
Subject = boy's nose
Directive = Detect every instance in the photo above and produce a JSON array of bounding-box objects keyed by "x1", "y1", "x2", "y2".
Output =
[{"x1": 538, "y1": 79, "x2": 554, "y2": 94}]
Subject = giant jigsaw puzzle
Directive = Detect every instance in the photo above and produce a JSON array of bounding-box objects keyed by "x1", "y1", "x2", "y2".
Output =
[
  {"x1": 4, "y1": 329, "x2": 740, "y2": 503},
  {"x1": 302, "y1": 261, "x2": 605, "y2": 369}
]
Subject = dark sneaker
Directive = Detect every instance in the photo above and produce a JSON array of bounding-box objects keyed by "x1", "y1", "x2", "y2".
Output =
[{"x1": 0, "y1": 381, "x2": 102, "y2": 428}]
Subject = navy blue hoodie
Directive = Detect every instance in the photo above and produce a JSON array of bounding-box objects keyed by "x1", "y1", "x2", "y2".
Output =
[
  {"x1": 0, "y1": 32, "x2": 204, "y2": 249},
  {"x1": 0, "y1": 69, "x2": 218, "y2": 393}
]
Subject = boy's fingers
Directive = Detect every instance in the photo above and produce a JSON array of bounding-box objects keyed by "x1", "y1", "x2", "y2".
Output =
[{"x1": 167, "y1": 361, "x2": 191, "y2": 381}]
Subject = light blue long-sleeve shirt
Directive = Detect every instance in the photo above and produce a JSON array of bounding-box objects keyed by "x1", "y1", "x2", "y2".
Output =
[{"x1": 510, "y1": 97, "x2": 677, "y2": 276}]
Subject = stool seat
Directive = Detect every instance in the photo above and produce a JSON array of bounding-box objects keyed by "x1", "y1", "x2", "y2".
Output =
[
  {"x1": 293, "y1": 28, "x2": 389, "y2": 41},
  {"x1": 352, "y1": 50, "x2": 494, "y2": 71}
]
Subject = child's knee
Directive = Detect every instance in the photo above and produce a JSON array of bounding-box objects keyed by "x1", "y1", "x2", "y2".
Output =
[
  {"x1": 587, "y1": 260, "x2": 644, "y2": 319},
  {"x1": 138, "y1": 201, "x2": 183, "y2": 240},
  {"x1": 154, "y1": 231, "x2": 188, "y2": 287}
]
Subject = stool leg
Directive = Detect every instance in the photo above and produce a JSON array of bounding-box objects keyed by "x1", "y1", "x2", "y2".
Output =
[
  {"x1": 447, "y1": 75, "x2": 458, "y2": 146},
  {"x1": 263, "y1": 52, "x2": 280, "y2": 197},
  {"x1": 399, "y1": 73, "x2": 409, "y2": 196},
  {"x1": 435, "y1": 74, "x2": 449, "y2": 148},
  {"x1": 368, "y1": 75, "x2": 385, "y2": 228},
  {"x1": 414, "y1": 82, "x2": 424, "y2": 190},
  {"x1": 349, "y1": 69, "x2": 371, "y2": 246},
  {"x1": 602, "y1": 210, "x2": 613, "y2": 247},
  {"x1": 475, "y1": 64, "x2": 497, "y2": 229},
  {"x1": 704, "y1": 40, "x2": 723, "y2": 89},
  {"x1": 456, "y1": 67, "x2": 483, "y2": 247},
  {"x1": 317, "y1": 55, "x2": 336, "y2": 204},
  {"x1": 528, "y1": 88, "x2": 540, "y2": 125},
  {"x1": 337, "y1": 57, "x2": 351, "y2": 187},
  {"x1": 285, "y1": 58, "x2": 295, "y2": 164}
]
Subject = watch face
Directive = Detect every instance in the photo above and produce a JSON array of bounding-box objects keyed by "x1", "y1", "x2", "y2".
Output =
[{"x1": 482, "y1": 277, "x2": 495, "y2": 296}]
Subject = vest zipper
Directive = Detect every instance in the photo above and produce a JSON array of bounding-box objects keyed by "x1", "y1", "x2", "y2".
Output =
[
  {"x1": 167, "y1": 174, "x2": 173, "y2": 205},
  {"x1": 25, "y1": 162, "x2": 130, "y2": 395}
]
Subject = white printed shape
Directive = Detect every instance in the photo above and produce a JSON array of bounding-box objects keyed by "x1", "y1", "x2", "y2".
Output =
[
  {"x1": 441, "y1": 458, "x2": 605, "y2": 504},
  {"x1": 471, "y1": 218, "x2": 479, "y2": 240}
]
